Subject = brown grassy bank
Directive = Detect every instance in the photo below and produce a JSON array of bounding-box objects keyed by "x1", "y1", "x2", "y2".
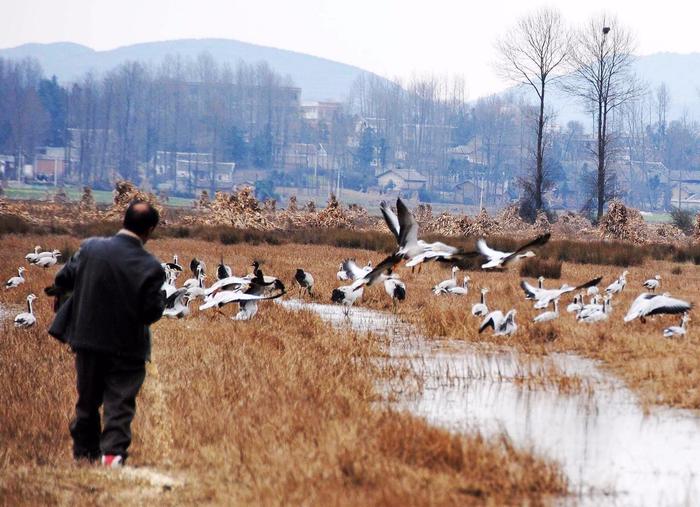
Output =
[{"x1": 0, "y1": 235, "x2": 566, "y2": 506}]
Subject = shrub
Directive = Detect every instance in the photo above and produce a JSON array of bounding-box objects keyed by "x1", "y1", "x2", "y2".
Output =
[
  {"x1": 670, "y1": 207, "x2": 694, "y2": 235},
  {"x1": 539, "y1": 240, "x2": 645, "y2": 267},
  {"x1": 59, "y1": 243, "x2": 76, "y2": 264},
  {"x1": 529, "y1": 325, "x2": 559, "y2": 343},
  {"x1": 220, "y1": 230, "x2": 244, "y2": 245},
  {"x1": 46, "y1": 223, "x2": 70, "y2": 235},
  {"x1": 71, "y1": 221, "x2": 120, "y2": 238},
  {"x1": 647, "y1": 242, "x2": 680, "y2": 261},
  {"x1": 0, "y1": 214, "x2": 30, "y2": 236},
  {"x1": 519, "y1": 258, "x2": 562, "y2": 279},
  {"x1": 671, "y1": 266, "x2": 682, "y2": 275},
  {"x1": 671, "y1": 244, "x2": 700, "y2": 264},
  {"x1": 165, "y1": 226, "x2": 191, "y2": 239},
  {"x1": 689, "y1": 244, "x2": 700, "y2": 265}
]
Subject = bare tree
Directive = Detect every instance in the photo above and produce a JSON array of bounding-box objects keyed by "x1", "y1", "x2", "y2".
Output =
[
  {"x1": 496, "y1": 7, "x2": 569, "y2": 213},
  {"x1": 622, "y1": 91, "x2": 657, "y2": 208},
  {"x1": 656, "y1": 82, "x2": 670, "y2": 131},
  {"x1": 564, "y1": 14, "x2": 643, "y2": 220}
]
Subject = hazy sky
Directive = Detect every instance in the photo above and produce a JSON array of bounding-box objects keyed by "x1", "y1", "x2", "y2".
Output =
[{"x1": 3, "y1": 0, "x2": 700, "y2": 97}]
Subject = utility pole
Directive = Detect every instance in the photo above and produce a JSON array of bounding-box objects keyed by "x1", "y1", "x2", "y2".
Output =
[
  {"x1": 336, "y1": 168, "x2": 341, "y2": 199},
  {"x1": 314, "y1": 148, "x2": 318, "y2": 196}
]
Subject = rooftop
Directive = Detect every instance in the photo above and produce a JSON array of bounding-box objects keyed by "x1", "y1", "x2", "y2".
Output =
[{"x1": 376, "y1": 168, "x2": 428, "y2": 182}]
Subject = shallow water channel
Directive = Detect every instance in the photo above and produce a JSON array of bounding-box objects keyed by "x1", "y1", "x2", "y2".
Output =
[{"x1": 281, "y1": 299, "x2": 700, "y2": 506}]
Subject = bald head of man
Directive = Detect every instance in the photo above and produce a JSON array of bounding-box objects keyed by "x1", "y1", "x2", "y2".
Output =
[{"x1": 123, "y1": 200, "x2": 160, "y2": 243}]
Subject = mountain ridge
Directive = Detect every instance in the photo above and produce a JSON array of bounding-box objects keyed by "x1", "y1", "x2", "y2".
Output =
[
  {"x1": 0, "y1": 38, "x2": 387, "y2": 102},
  {"x1": 1, "y1": 39, "x2": 699, "y2": 121}
]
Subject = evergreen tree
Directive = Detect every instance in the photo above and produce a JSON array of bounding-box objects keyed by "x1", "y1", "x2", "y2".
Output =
[
  {"x1": 38, "y1": 75, "x2": 67, "y2": 146},
  {"x1": 252, "y1": 126, "x2": 273, "y2": 168},
  {"x1": 225, "y1": 126, "x2": 248, "y2": 165},
  {"x1": 356, "y1": 126, "x2": 375, "y2": 169}
]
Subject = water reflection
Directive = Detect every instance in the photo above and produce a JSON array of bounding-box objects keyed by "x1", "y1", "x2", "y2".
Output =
[{"x1": 280, "y1": 299, "x2": 700, "y2": 506}]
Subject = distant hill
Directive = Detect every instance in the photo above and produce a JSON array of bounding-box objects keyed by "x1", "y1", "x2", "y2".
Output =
[
  {"x1": 0, "y1": 39, "x2": 390, "y2": 102},
  {"x1": 1, "y1": 40, "x2": 699, "y2": 123}
]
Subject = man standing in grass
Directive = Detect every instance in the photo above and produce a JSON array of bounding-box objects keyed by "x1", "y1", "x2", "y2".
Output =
[{"x1": 49, "y1": 200, "x2": 166, "y2": 467}]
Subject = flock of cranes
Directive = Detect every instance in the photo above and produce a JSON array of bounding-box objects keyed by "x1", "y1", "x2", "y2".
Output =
[
  {"x1": 3, "y1": 198, "x2": 694, "y2": 341},
  {"x1": 160, "y1": 258, "x2": 286, "y2": 321},
  {"x1": 4, "y1": 244, "x2": 64, "y2": 327},
  {"x1": 320, "y1": 198, "x2": 693, "y2": 338}
]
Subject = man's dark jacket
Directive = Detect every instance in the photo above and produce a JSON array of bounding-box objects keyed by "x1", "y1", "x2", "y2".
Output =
[{"x1": 49, "y1": 233, "x2": 166, "y2": 361}]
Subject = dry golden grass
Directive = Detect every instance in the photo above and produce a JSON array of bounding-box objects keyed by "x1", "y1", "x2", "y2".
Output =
[{"x1": 0, "y1": 234, "x2": 566, "y2": 506}]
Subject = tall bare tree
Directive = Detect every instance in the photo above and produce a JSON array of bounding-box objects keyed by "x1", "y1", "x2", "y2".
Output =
[
  {"x1": 565, "y1": 14, "x2": 643, "y2": 220},
  {"x1": 656, "y1": 82, "x2": 670, "y2": 131},
  {"x1": 497, "y1": 7, "x2": 569, "y2": 213}
]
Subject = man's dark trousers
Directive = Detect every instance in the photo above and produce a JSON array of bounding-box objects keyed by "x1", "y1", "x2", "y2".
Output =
[{"x1": 70, "y1": 349, "x2": 146, "y2": 462}]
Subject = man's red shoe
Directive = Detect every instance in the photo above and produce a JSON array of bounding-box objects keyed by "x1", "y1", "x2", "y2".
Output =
[{"x1": 101, "y1": 455, "x2": 124, "y2": 468}]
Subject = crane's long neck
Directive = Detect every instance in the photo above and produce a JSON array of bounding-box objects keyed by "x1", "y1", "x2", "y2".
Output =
[
  {"x1": 553, "y1": 300, "x2": 559, "y2": 313},
  {"x1": 452, "y1": 270, "x2": 457, "y2": 281},
  {"x1": 18, "y1": 268, "x2": 24, "y2": 278},
  {"x1": 27, "y1": 299, "x2": 33, "y2": 315},
  {"x1": 681, "y1": 317, "x2": 688, "y2": 330},
  {"x1": 481, "y1": 292, "x2": 486, "y2": 305},
  {"x1": 538, "y1": 279, "x2": 543, "y2": 289}
]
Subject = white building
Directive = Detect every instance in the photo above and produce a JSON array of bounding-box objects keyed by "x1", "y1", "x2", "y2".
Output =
[{"x1": 376, "y1": 168, "x2": 428, "y2": 191}]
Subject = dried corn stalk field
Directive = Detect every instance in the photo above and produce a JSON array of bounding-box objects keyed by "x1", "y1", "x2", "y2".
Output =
[{"x1": 2, "y1": 183, "x2": 699, "y2": 244}]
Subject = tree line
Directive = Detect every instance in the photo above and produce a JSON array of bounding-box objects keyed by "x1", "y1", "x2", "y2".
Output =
[{"x1": 0, "y1": 54, "x2": 300, "y2": 190}]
